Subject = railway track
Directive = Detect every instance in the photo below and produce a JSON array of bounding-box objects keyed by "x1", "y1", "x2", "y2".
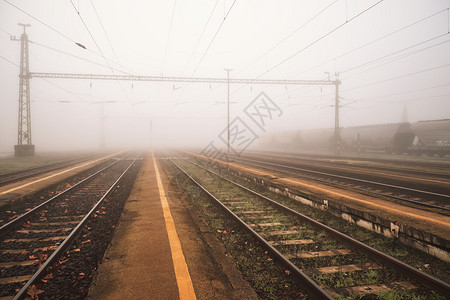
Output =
[
  {"x1": 0, "y1": 153, "x2": 140, "y2": 299},
  {"x1": 0, "y1": 154, "x2": 103, "y2": 187},
  {"x1": 0, "y1": 155, "x2": 125, "y2": 228},
  {"x1": 168, "y1": 155, "x2": 450, "y2": 299},
  {"x1": 247, "y1": 151, "x2": 450, "y2": 178},
  {"x1": 260, "y1": 151, "x2": 450, "y2": 170},
  {"x1": 224, "y1": 154, "x2": 450, "y2": 214}
]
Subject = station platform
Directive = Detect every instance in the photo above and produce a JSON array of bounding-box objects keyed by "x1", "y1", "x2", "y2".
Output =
[
  {"x1": 0, "y1": 154, "x2": 118, "y2": 208},
  {"x1": 87, "y1": 154, "x2": 257, "y2": 300}
]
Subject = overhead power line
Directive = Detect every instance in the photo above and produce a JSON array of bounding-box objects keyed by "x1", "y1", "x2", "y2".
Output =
[
  {"x1": 258, "y1": 0, "x2": 384, "y2": 78},
  {"x1": 343, "y1": 63, "x2": 450, "y2": 92},
  {"x1": 358, "y1": 93, "x2": 450, "y2": 109},
  {"x1": 191, "y1": 0, "x2": 237, "y2": 76},
  {"x1": 69, "y1": 0, "x2": 112, "y2": 70},
  {"x1": 238, "y1": 0, "x2": 340, "y2": 75},
  {"x1": 181, "y1": 0, "x2": 219, "y2": 76},
  {"x1": 3, "y1": 0, "x2": 77, "y2": 44},
  {"x1": 243, "y1": 7, "x2": 450, "y2": 101},
  {"x1": 228, "y1": 0, "x2": 383, "y2": 99},
  {"x1": 3, "y1": 0, "x2": 131, "y2": 73},
  {"x1": 0, "y1": 26, "x2": 12, "y2": 36},
  {"x1": 162, "y1": 0, "x2": 177, "y2": 74},
  {"x1": 0, "y1": 54, "x2": 19, "y2": 67},
  {"x1": 3, "y1": 0, "x2": 134, "y2": 75},
  {"x1": 286, "y1": 35, "x2": 450, "y2": 100},
  {"x1": 352, "y1": 83, "x2": 450, "y2": 103},
  {"x1": 341, "y1": 35, "x2": 450, "y2": 80},
  {"x1": 341, "y1": 33, "x2": 450, "y2": 75},
  {"x1": 292, "y1": 6, "x2": 450, "y2": 79},
  {"x1": 69, "y1": 0, "x2": 130, "y2": 99},
  {"x1": 89, "y1": 0, "x2": 122, "y2": 66},
  {"x1": 29, "y1": 40, "x2": 132, "y2": 74}
]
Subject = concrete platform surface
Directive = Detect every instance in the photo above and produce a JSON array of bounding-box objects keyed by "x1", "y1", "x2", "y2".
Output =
[{"x1": 87, "y1": 154, "x2": 257, "y2": 300}]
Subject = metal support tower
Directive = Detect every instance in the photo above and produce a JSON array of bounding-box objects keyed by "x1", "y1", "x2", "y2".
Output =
[
  {"x1": 12, "y1": 23, "x2": 34, "y2": 156},
  {"x1": 12, "y1": 28, "x2": 341, "y2": 154}
]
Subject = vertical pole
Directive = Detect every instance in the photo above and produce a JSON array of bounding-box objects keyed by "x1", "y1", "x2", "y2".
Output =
[
  {"x1": 357, "y1": 133, "x2": 360, "y2": 154},
  {"x1": 334, "y1": 75, "x2": 341, "y2": 154},
  {"x1": 14, "y1": 23, "x2": 34, "y2": 156},
  {"x1": 100, "y1": 102, "x2": 105, "y2": 149},
  {"x1": 225, "y1": 68, "x2": 232, "y2": 153}
]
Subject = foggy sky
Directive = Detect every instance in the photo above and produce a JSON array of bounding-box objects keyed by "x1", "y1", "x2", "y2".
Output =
[{"x1": 1, "y1": 0, "x2": 449, "y2": 153}]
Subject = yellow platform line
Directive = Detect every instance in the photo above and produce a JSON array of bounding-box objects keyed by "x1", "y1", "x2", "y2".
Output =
[
  {"x1": 0, "y1": 152, "x2": 121, "y2": 196},
  {"x1": 153, "y1": 153, "x2": 196, "y2": 300}
]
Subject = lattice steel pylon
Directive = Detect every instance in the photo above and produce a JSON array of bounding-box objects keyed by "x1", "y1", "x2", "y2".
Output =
[
  {"x1": 12, "y1": 23, "x2": 34, "y2": 156},
  {"x1": 13, "y1": 28, "x2": 342, "y2": 155}
]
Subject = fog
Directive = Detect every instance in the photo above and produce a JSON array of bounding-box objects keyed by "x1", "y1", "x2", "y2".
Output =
[{"x1": 1, "y1": 0, "x2": 449, "y2": 154}]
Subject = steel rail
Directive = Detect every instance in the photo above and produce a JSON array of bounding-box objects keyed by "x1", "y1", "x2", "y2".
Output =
[
  {"x1": 0, "y1": 159, "x2": 120, "y2": 236},
  {"x1": 258, "y1": 151, "x2": 450, "y2": 171},
  {"x1": 184, "y1": 158, "x2": 450, "y2": 297},
  {"x1": 169, "y1": 158, "x2": 333, "y2": 300},
  {"x1": 244, "y1": 152, "x2": 450, "y2": 180},
  {"x1": 12, "y1": 157, "x2": 137, "y2": 300},
  {"x1": 229, "y1": 156, "x2": 450, "y2": 212}
]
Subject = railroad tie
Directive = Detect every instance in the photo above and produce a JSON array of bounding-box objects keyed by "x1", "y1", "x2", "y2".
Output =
[
  {"x1": 306, "y1": 262, "x2": 381, "y2": 275},
  {"x1": 327, "y1": 281, "x2": 416, "y2": 297},
  {"x1": 248, "y1": 222, "x2": 282, "y2": 227},
  {"x1": 0, "y1": 260, "x2": 39, "y2": 268},
  {"x1": 285, "y1": 249, "x2": 354, "y2": 259},
  {"x1": 268, "y1": 239, "x2": 314, "y2": 246}
]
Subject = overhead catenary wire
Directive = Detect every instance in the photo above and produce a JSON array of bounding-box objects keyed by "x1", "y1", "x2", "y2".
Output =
[
  {"x1": 256, "y1": 0, "x2": 384, "y2": 78},
  {"x1": 290, "y1": 6, "x2": 450, "y2": 79},
  {"x1": 181, "y1": 0, "x2": 219, "y2": 76},
  {"x1": 3, "y1": 0, "x2": 78, "y2": 44},
  {"x1": 347, "y1": 83, "x2": 450, "y2": 103},
  {"x1": 263, "y1": 24, "x2": 450, "y2": 102},
  {"x1": 340, "y1": 33, "x2": 450, "y2": 76},
  {"x1": 237, "y1": 0, "x2": 340, "y2": 75},
  {"x1": 191, "y1": 0, "x2": 237, "y2": 77},
  {"x1": 0, "y1": 54, "x2": 19, "y2": 67},
  {"x1": 89, "y1": 0, "x2": 122, "y2": 67},
  {"x1": 284, "y1": 77, "x2": 450, "y2": 112},
  {"x1": 175, "y1": 0, "x2": 236, "y2": 104},
  {"x1": 343, "y1": 62, "x2": 450, "y2": 92},
  {"x1": 162, "y1": 0, "x2": 177, "y2": 74},
  {"x1": 228, "y1": 0, "x2": 383, "y2": 99},
  {"x1": 175, "y1": 0, "x2": 220, "y2": 102},
  {"x1": 0, "y1": 25, "x2": 12, "y2": 36},
  {"x1": 29, "y1": 40, "x2": 133, "y2": 75},
  {"x1": 292, "y1": 33, "x2": 450, "y2": 99},
  {"x1": 69, "y1": 0, "x2": 113, "y2": 71},
  {"x1": 69, "y1": 0, "x2": 130, "y2": 99},
  {"x1": 357, "y1": 93, "x2": 450, "y2": 110},
  {"x1": 3, "y1": 0, "x2": 131, "y2": 73}
]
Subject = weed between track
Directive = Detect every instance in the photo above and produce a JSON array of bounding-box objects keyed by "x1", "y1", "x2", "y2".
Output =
[
  {"x1": 163, "y1": 159, "x2": 309, "y2": 299},
  {"x1": 168, "y1": 157, "x2": 448, "y2": 299}
]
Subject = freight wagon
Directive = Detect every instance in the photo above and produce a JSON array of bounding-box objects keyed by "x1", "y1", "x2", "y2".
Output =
[
  {"x1": 256, "y1": 120, "x2": 450, "y2": 157},
  {"x1": 408, "y1": 119, "x2": 450, "y2": 157}
]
